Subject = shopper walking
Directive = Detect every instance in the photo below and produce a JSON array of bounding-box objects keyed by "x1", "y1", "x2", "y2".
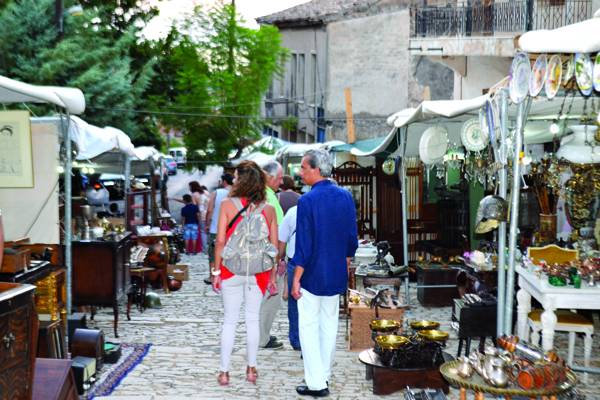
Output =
[
  {"x1": 278, "y1": 205, "x2": 300, "y2": 350},
  {"x1": 291, "y1": 149, "x2": 358, "y2": 397},
  {"x1": 198, "y1": 185, "x2": 209, "y2": 253},
  {"x1": 212, "y1": 160, "x2": 279, "y2": 386},
  {"x1": 189, "y1": 181, "x2": 205, "y2": 253},
  {"x1": 277, "y1": 175, "x2": 300, "y2": 215},
  {"x1": 205, "y1": 173, "x2": 234, "y2": 285},
  {"x1": 259, "y1": 160, "x2": 285, "y2": 350},
  {"x1": 180, "y1": 194, "x2": 200, "y2": 255}
]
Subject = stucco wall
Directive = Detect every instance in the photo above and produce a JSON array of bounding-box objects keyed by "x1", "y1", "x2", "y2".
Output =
[
  {"x1": 325, "y1": 10, "x2": 453, "y2": 142},
  {"x1": 457, "y1": 56, "x2": 512, "y2": 100}
]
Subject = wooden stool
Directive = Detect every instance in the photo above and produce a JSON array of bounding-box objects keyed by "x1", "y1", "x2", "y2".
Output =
[{"x1": 528, "y1": 309, "x2": 593, "y2": 382}]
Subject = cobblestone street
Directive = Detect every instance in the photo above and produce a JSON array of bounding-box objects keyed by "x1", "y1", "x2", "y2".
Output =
[{"x1": 87, "y1": 253, "x2": 600, "y2": 399}]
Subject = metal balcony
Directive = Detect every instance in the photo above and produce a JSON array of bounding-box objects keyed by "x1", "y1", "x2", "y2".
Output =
[{"x1": 411, "y1": 0, "x2": 591, "y2": 38}]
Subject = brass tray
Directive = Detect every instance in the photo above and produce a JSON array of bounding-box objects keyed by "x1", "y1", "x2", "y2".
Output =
[
  {"x1": 370, "y1": 319, "x2": 401, "y2": 332},
  {"x1": 375, "y1": 335, "x2": 410, "y2": 350},
  {"x1": 417, "y1": 329, "x2": 449, "y2": 342},
  {"x1": 410, "y1": 320, "x2": 440, "y2": 331},
  {"x1": 439, "y1": 360, "x2": 577, "y2": 396}
]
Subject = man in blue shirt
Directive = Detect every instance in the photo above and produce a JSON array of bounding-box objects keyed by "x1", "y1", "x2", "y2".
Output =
[{"x1": 291, "y1": 149, "x2": 358, "y2": 397}]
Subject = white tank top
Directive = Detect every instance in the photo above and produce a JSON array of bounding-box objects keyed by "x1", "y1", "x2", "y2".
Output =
[{"x1": 210, "y1": 188, "x2": 230, "y2": 234}]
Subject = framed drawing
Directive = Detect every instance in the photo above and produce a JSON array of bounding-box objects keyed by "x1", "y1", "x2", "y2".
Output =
[{"x1": 0, "y1": 110, "x2": 33, "y2": 187}]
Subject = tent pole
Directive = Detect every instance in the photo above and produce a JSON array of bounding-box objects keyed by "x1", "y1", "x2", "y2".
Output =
[
  {"x1": 505, "y1": 97, "x2": 532, "y2": 334},
  {"x1": 124, "y1": 155, "x2": 131, "y2": 231},
  {"x1": 399, "y1": 127, "x2": 410, "y2": 305},
  {"x1": 496, "y1": 89, "x2": 509, "y2": 337},
  {"x1": 62, "y1": 113, "x2": 72, "y2": 339}
]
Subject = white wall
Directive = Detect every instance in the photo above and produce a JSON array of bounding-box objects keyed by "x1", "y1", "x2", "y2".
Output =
[
  {"x1": 456, "y1": 56, "x2": 512, "y2": 100},
  {"x1": 0, "y1": 120, "x2": 60, "y2": 243}
]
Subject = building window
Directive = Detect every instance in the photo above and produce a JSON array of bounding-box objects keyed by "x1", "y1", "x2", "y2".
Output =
[
  {"x1": 290, "y1": 54, "x2": 297, "y2": 101},
  {"x1": 298, "y1": 54, "x2": 305, "y2": 100}
]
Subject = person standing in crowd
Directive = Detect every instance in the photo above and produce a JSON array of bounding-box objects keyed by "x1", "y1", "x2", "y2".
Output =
[
  {"x1": 180, "y1": 194, "x2": 200, "y2": 255},
  {"x1": 259, "y1": 160, "x2": 284, "y2": 350},
  {"x1": 277, "y1": 175, "x2": 300, "y2": 215},
  {"x1": 205, "y1": 173, "x2": 234, "y2": 285},
  {"x1": 212, "y1": 160, "x2": 278, "y2": 386},
  {"x1": 198, "y1": 185, "x2": 210, "y2": 253},
  {"x1": 291, "y1": 149, "x2": 358, "y2": 397},
  {"x1": 278, "y1": 205, "x2": 300, "y2": 350},
  {"x1": 189, "y1": 181, "x2": 205, "y2": 253}
]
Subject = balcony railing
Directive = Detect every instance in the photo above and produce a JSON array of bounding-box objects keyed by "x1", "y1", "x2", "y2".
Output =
[{"x1": 411, "y1": 0, "x2": 591, "y2": 38}]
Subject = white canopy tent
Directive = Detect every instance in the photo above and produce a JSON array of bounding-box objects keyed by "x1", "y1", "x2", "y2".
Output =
[
  {"x1": 0, "y1": 75, "x2": 85, "y2": 114},
  {"x1": 518, "y1": 14, "x2": 600, "y2": 54},
  {"x1": 0, "y1": 75, "x2": 85, "y2": 331}
]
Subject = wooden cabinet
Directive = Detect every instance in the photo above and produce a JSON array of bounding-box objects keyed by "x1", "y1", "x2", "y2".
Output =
[
  {"x1": 32, "y1": 358, "x2": 78, "y2": 400},
  {"x1": 0, "y1": 283, "x2": 38, "y2": 400},
  {"x1": 416, "y1": 264, "x2": 460, "y2": 306},
  {"x1": 72, "y1": 233, "x2": 132, "y2": 338}
]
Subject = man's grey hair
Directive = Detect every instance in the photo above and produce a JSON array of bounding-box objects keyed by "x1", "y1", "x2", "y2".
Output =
[
  {"x1": 262, "y1": 160, "x2": 282, "y2": 178},
  {"x1": 304, "y1": 149, "x2": 333, "y2": 177}
]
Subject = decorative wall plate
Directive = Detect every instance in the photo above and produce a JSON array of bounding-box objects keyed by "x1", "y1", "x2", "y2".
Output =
[
  {"x1": 562, "y1": 55, "x2": 574, "y2": 85},
  {"x1": 419, "y1": 126, "x2": 448, "y2": 165},
  {"x1": 529, "y1": 54, "x2": 547, "y2": 97},
  {"x1": 593, "y1": 53, "x2": 600, "y2": 92},
  {"x1": 545, "y1": 55, "x2": 562, "y2": 99},
  {"x1": 575, "y1": 53, "x2": 593, "y2": 96},
  {"x1": 461, "y1": 118, "x2": 488, "y2": 152},
  {"x1": 510, "y1": 52, "x2": 531, "y2": 104},
  {"x1": 382, "y1": 157, "x2": 396, "y2": 175}
]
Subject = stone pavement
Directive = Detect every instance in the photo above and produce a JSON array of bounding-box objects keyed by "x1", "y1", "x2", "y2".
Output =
[{"x1": 88, "y1": 253, "x2": 598, "y2": 399}]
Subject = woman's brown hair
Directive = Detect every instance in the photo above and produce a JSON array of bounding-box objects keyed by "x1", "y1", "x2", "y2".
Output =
[
  {"x1": 230, "y1": 160, "x2": 266, "y2": 203},
  {"x1": 189, "y1": 181, "x2": 203, "y2": 194}
]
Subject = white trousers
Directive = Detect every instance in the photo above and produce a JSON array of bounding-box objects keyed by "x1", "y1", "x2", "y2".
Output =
[
  {"x1": 219, "y1": 275, "x2": 263, "y2": 372},
  {"x1": 259, "y1": 273, "x2": 285, "y2": 346},
  {"x1": 297, "y1": 288, "x2": 339, "y2": 390}
]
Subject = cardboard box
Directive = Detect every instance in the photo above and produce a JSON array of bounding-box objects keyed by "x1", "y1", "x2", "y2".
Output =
[
  {"x1": 348, "y1": 303, "x2": 405, "y2": 351},
  {"x1": 167, "y1": 264, "x2": 189, "y2": 281}
]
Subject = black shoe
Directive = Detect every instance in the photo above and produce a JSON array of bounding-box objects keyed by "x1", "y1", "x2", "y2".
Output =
[
  {"x1": 296, "y1": 385, "x2": 329, "y2": 397},
  {"x1": 270, "y1": 335, "x2": 276, "y2": 342},
  {"x1": 262, "y1": 337, "x2": 283, "y2": 349},
  {"x1": 203, "y1": 278, "x2": 212, "y2": 285}
]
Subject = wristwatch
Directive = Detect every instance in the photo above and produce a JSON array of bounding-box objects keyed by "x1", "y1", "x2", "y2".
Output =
[{"x1": 211, "y1": 269, "x2": 221, "y2": 276}]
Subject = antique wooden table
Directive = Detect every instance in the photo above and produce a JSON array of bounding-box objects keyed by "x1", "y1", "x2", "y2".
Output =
[{"x1": 516, "y1": 265, "x2": 600, "y2": 352}]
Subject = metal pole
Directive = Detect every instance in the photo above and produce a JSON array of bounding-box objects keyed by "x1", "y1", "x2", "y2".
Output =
[
  {"x1": 495, "y1": 89, "x2": 508, "y2": 337},
  {"x1": 399, "y1": 127, "x2": 410, "y2": 305},
  {"x1": 61, "y1": 113, "x2": 72, "y2": 338},
  {"x1": 124, "y1": 155, "x2": 131, "y2": 231},
  {"x1": 504, "y1": 97, "x2": 531, "y2": 334}
]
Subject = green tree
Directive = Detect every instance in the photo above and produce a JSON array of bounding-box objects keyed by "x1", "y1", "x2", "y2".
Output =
[
  {"x1": 0, "y1": 0, "x2": 156, "y2": 144},
  {"x1": 166, "y1": 3, "x2": 288, "y2": 162}
]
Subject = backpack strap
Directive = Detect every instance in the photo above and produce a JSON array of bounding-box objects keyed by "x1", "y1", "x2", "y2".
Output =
[{"x1": 228, "y1": 197, "x2": 250, "y2": 230}]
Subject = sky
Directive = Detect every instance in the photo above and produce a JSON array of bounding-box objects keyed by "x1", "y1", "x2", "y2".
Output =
[{"x1": 143, "y1": 0, "x2": 310, "y2": 40}]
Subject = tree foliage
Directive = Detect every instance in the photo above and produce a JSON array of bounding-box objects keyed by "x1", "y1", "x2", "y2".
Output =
[{"x1": 164, "y1": 3, "x2": 288, "y2": 162}]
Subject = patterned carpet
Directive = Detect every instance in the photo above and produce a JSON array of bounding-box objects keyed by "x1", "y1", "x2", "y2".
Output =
[{"x1": 85, "y1": 343, "x2": 152, "y2": 400}]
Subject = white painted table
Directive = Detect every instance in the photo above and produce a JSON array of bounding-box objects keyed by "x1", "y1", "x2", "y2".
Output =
[{"x1": 516, "y1": 265, "x2": 600, "y2": 352}]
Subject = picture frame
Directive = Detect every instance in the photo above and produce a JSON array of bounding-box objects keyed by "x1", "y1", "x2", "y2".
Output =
[{"x1": 0, "y1": 110, "x2": 33, "y2": 188}]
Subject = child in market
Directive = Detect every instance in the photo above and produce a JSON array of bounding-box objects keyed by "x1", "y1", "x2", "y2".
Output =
[{"x1": 181, "y1": 194, "x2": 200, "y2": 255}]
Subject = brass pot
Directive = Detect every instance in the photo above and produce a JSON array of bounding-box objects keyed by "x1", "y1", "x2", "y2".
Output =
[
  {"x1": 375, "y1": 335, "x2": 410, "y2": 350},
  {"x1": 370, "y1": 319, "x2": 401, "y2": 333},
  {"x1": 417, "y1": 329, "x2": 449, "y2": 342},
  {"x1": 410, "y1": 320, "x2": 440, "y2": 331}
]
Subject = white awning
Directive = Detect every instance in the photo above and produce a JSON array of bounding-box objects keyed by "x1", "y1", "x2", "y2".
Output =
[
  {"x1": 518, "y1": 16, "x2": 600, "y2": 54},
  {"x1": 0, "y1": 75, "x2": 85, "y2": 114},
  {"x1": 355, "y1": 95, "x2": 490, "y2": 156}
]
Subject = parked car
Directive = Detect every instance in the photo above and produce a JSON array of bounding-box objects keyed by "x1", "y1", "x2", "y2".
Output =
[
  {"x1": 163, "y1": 156, "x2": 177, "y2": 175},
  {"x1": 168, "y1": 146, "x2": 187, "y2": 166}
]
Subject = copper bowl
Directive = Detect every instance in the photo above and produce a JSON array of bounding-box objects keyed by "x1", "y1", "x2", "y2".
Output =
[
  {"x1": 417, "y1": 329, "x2": 449, "y2": 342},
  {"x1": 410, "y1": 320, "x2": 440, "y2": 331},
  {"x1": 370, "y1": 319, "x2": 401, "y2": 333},
  {"x1": 375, "y1": 335, "x2": 410, "y2": 350}
]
